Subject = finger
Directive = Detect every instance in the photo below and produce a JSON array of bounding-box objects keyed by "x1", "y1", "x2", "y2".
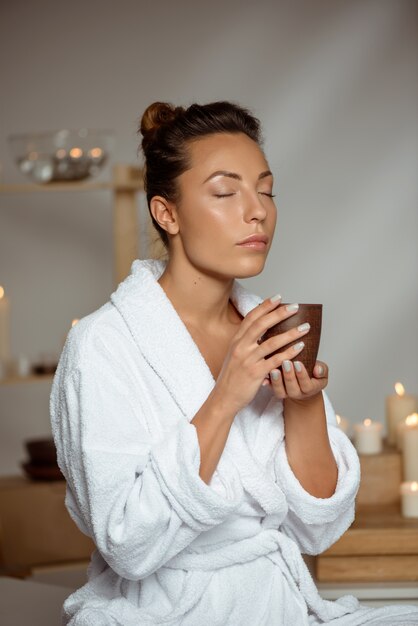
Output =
[
  {"x1": 313, "y1": 361, "x2": 328, "y2": 378},
  {"x1": 263, "y1": 339, "x2": 306, "y2": 375},
  {"x1": 238, "y1": 295, "x2": 282, "y2": 340},
  {"x1": 269, "y1": 368, "x2": 287, "y2": 398},
  {"x1": 257, "y1": 318, "x2": 310, "y2": 361},
  {"x1": 281, "y1": 359, "x2": 302, "y2": 397},
  {"x1": 246, "y1": 298, "x2": 301, "y2": 346},
  {"x1": 293, "y1": 361, "x2": 316, "y2": 393}
]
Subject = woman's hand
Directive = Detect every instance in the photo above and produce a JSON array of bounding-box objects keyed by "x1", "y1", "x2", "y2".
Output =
[
  {"x1": 262, "y1": 359, "x2": 329, "y2": 402},
  {"x1": 213, "y1": 295, "x2": 309, "y2": 415}
]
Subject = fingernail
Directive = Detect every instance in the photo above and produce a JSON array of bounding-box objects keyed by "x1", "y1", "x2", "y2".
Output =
[
  {"x1": 286, "y1": 303, "x2": 299, "y2": 312},
  {"x1": 283, "y1": 360, "x2": 292, "y2": 372},
  {"x1": 294, "y1": 361, "x2": 302, "y2": 372},
  {"x1": 270, "y1": 369, "x2": 280, "y2": 380},
  {"x1": 317, "y1": 364, "x2": 324, "y2": 375},
  {"x1": 297, "y1": 323, "x2": 310, "y2": 332},
  {"x1": 270, "y1": 293, "x2": 282, "y2": 303},
  {"x1": 293, "y1": 341, "x2": 304, "y2": 351}
]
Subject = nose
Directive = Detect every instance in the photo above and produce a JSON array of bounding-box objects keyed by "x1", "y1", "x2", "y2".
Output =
[{"x1": 243, "y1": 189, "x2": 269, "y2": 222}]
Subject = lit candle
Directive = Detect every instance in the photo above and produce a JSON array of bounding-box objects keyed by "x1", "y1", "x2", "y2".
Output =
[
  {"x1": 402, "y1": 414, "x2": 418, "y2": 482},
  {"x1": 353, "y1": 418, "x2": 383, "y2": 455},
  {"x1": 336, "y1": 414, "x2": 351, "y2": 437},
  {"x1": 0, "y1": 285, "x2": 11, "y2": 365},
  {"x1": 397, "y1": 413, "x2": 418, "y2": 452},
  {"x1": 386, "y1": 383, "x2": 418, "y2": 446},
  {"x1": 400, "y1": 481, "x2": 418, "y2": 518}
]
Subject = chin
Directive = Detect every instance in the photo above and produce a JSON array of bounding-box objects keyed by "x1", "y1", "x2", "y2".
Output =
[{"x1": 232, "y1": 258, "x2": 267, "y2": 279}]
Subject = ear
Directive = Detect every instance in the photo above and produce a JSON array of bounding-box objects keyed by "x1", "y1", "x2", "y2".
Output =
[{"x1": 150, "y1": 196, "x2": 179, "y2": 236}]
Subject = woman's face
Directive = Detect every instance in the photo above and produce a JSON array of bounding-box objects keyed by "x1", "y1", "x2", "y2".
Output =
[{"x1": 169, "y1": 131, "x2": 277, "y2": 279}]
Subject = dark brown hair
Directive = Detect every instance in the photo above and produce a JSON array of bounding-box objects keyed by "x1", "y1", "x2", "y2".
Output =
[{"x1": 136, "y1": 101, "x2": 264, "y2": 251}]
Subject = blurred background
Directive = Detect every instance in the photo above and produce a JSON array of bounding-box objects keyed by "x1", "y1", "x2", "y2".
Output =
[
  {"x1": 1, "y1": 0, "x2": 417, "y2": 479},
  {"x1": 0, "y1": 0, "x2": 417, "y2": 479}
]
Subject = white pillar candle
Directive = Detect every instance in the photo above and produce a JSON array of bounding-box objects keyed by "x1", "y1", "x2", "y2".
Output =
[
  {"x1": 353, "y1": 418, "x2": 383, "y2": 454},
  {"x1": 400, "y1": 481, "x2": 418, "y2": 518},
  {"x1": 386, "y1": 383, "x2": 418, "y2": 446},
  {"x1": 402, "y1": 414, "x2": 418, "y2": 482},
  {"x1": 336, "y1": 414, "x2": 351, "y2": 437},
  {"x1": 0, "y1": 285, "x2": 11, "y2": 365},
  {"x1": 397, "y1": 413, "x2": 418, "y2": 452}
]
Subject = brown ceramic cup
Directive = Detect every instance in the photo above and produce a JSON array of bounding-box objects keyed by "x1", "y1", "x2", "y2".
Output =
[{"x1": 258, "y1": 303, "x2": 323, "y2": 378}]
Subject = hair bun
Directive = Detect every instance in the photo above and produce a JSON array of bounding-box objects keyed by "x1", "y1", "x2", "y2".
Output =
[{"x1": 139, "y1": 101, "x2": 184, "y2": 146}]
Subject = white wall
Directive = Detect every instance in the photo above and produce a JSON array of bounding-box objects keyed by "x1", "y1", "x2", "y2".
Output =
[{"x1": 0, "y1": 0, "x2": 417, "y2": 474}]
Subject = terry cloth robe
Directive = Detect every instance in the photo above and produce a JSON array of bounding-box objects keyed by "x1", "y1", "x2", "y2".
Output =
[{"x1": 50, "y1": 258, "x2": 418, "y2": 626}]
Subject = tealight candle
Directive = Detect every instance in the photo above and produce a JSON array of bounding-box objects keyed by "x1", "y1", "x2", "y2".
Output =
[
  {"x1": 402, "y1": 414, "x2": 418, "y2": 482},
  {"x1": 400, "y1": 481, "x2": 418, "y2": 518},
  {"x1": 386, "y1": 383, "x2": 418, "y2": 446},
  {"x1": 397, "y1": 413, "x2": 418, "y2": 452},
  {"x1": 353, "y1": 418, "x2": 383, "y2": 454},
  {"x1": 336, "y1": 414, "x2": 351, "y2": 437}
]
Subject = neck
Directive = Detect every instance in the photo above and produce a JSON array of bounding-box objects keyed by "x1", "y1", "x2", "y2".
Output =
[{"x1": 157, "y1": 256, "x2": 242, "y2": 331}]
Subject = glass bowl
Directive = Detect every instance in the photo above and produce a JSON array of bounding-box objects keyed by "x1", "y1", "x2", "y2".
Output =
[{"x1": 8, "y1": 128, "x2": 115, "y2": 183}]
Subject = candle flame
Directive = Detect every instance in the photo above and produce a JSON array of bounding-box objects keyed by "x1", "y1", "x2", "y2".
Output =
[
  {"x1": 395, "y1": 382, "x2": 405, "y2": 396},
  {"x1": 411, "y1": 482, "x2": 418, "y2": 492},
  {"x1": 0, "y1": 286, "x2": 4, "y2": 298},
  {"x1": 406, "y1": 413, "x2": 418, "y2": 427},
  {"x1": 71, "y1": 318, "x2": 79, "y2": 327},
  {"x1": 69, "y1": 147, "x2": 83, "y2": 159},
  {"x1": 89, "y1": 147, "x2": 103, "y2": 158},
  {"x1": 363, "y1": 418, "x2": 372, "y2": 427}
]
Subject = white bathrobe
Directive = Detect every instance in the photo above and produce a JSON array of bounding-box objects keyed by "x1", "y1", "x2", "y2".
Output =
[{"x1": 49, "y1": 258, "x2": 418, "y2": 626}]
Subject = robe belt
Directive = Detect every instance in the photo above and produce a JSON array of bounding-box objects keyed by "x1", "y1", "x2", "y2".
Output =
[
  {"x1": 165, "y1": 528, "x2": 298, "y2": 572},
  {"x1": 164, "y1": 528, "x2": 360, "y2": 623}
]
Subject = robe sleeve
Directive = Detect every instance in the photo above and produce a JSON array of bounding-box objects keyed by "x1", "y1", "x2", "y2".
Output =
[
  {"x1": 49, "y1": 325, "x2": 244, "y2": 581},
  {"x1": 274, "y1": 390, "x2": 361, "y2": 555}
]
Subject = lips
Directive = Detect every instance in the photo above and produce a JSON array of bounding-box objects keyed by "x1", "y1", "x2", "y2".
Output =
[{"x1": 237, "y1": 234, "x2": 269, "y2": 245}]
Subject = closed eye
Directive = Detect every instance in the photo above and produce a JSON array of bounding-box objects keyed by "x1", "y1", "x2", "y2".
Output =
[{"x1": 213, "y1": 193, "x2": 276, "y2": 198}]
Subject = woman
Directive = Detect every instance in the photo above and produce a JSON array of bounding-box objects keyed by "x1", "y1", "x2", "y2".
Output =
[{"x1": 50, "y1": 101, "x2": 418, "y2": 625}]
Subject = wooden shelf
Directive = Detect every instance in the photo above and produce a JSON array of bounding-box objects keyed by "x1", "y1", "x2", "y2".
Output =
[
  {"x1": 0, "y1": 179, "x2": 144, "y2": 194},
  {"x1": 316, "y1": 503, "x2": 418, "y2": 582},
  {"x1": 0, "y1": 374, "x2": 54, "y2": 387},
  {"x1": 0, "y1": 163, "x2": 162, "y2": 288}
]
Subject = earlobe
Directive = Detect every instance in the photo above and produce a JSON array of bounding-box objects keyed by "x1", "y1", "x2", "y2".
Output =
[{"x1": 150, "y1": 196, "x2": 179, "y2": 235}]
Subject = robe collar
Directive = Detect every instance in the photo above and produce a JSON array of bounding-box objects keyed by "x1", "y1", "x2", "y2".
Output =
[
  {"x1": 110, "y1": 257, "x2": 264, "y2": 421},
  {"x1": 110, "y1": 258, "x2": 287, "y2": 516}
]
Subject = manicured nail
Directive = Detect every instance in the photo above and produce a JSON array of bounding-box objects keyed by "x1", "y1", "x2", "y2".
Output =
[
  {"x1": 293, "y1": 341, "x2": 304, "y2": 351},
  {"x1": 297, "y1": 323, "x2": 310, "y2": 332},
  {"x1": 283, "y1": 360, "x2": 292, "y2": 372},
  {"x1": 270, "y1": 369, "x2": 280, "y2": 380},
  {"x1": 317, "y1": 364, "x2": 324, "y2": 375},
  {"x1": 294, "y1": 361, "x2": 302, "y2": 372},
  {"x1": 270, "y1": 293, "x2": 282, "y2": 303},
  {"x1": 286, "y1": 303, "x2": 299, "y2": 312}
]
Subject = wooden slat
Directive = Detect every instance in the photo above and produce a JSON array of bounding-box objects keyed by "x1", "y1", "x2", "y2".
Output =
[
  {"x1": 322, "y1": 527, "x2": 418, "y2": 556},
  {"x1": 0, "y1": 373, "x2": 54, "y2": 386},
  {"x1": 316, "y1": 555, "x2": 418, "y2": 582},
  {"x1": 356, "y1": 440, "x2": 402, "y2": 506},
  {"x1": 322, "y1": 504, "x2": 418, "y2": 556}
]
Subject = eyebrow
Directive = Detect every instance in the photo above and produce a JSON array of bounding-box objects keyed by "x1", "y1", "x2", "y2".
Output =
[{"x1": 203, "y1": 170, "x2": 273, "y2": 184}]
